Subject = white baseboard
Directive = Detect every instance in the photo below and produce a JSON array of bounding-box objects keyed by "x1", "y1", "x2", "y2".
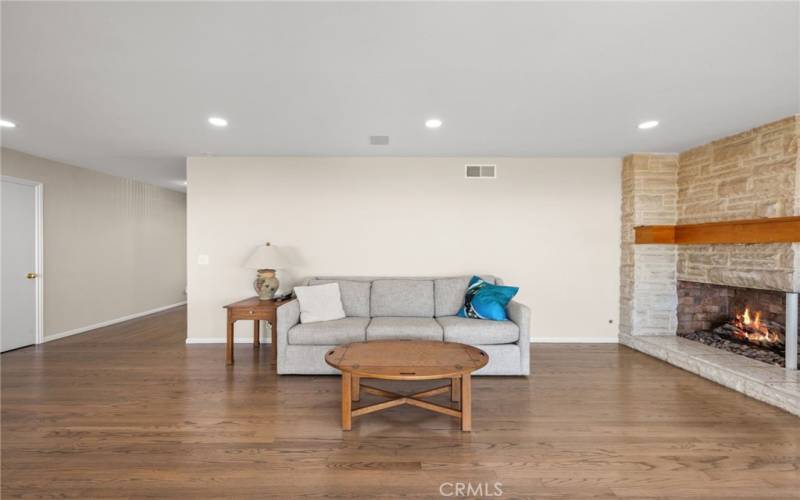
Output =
[
  {"x1": 532, "y1": 336, "x2": 619, "y2": 343},
  {"x1": 186, "y1": 337, "x2": 272, "y2": 344},
  {"x1": 45, "y1": 302, "x2": 187, "y2": 342},
  {"x1": 185, "y1": 336, "x2": 618, "y2": 344}
]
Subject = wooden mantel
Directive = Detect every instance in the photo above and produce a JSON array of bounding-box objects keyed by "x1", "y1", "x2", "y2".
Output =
[{"x1": 635, "y1": 216, "x2": 800, "y2": 245}]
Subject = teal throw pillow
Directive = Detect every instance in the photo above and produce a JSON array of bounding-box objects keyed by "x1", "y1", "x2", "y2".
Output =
[{"x1": 457, "y1": 276, "x2": 518, "y2": 321}]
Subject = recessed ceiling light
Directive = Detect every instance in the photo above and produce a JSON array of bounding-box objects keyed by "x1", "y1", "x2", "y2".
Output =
[
  {"x1": 0, "y1": 119, "x2": 16, "y2": 128},
  {"x1": 425, "y1": 118, "x2": 443, "y2": 129},
  {"x1": 638, "y1": 120, "x2": 659, "y2": 130},
  {"x1": 208, "y1": 116, "x2": 228, "y2": 127}
]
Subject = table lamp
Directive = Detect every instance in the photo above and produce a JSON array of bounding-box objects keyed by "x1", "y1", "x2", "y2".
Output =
[{"x1": 244, "y1": 242, "x2": 286, "y2": 300}]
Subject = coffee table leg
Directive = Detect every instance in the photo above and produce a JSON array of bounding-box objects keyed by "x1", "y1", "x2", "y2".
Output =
[
  {"x1": 451, "y1": 377, "x2": 460, "y2": 402},
  {"x1": 352, "y1": 375, "x2": 360, "y2": 402},
  {"x1": 341, "y1": 372, "x2": 352, "y2": 431},
  {"x1": 460, "y1": 373, "x2": 471, "y2": 432}
]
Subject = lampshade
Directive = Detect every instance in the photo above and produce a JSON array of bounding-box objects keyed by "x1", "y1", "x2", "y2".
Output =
[{"x1": 244, "y1": 242, "x2": 286, "y2": 270}]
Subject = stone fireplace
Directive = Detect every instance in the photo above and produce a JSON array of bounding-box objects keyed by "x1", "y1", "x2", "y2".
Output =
[{"x1": 619, "y1": 115, "x2": 800, "y2": 416}]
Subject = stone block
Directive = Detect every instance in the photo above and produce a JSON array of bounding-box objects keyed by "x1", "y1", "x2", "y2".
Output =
[
  {"x1": 717, "y1": 176, "x2": 750, "y2": 197},
  {"x1": 712, "y1": 136, "x2": 757, "y2": 164}
]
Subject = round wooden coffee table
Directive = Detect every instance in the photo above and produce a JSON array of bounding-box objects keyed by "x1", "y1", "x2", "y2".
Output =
[{"x1": 325, "y1": 340, "x2": 489, "y2": 431}]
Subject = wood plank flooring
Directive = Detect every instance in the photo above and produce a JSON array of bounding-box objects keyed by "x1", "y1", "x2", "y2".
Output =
[{"x1": 2, "y1": 306, "x2": 799, "y2": 498}]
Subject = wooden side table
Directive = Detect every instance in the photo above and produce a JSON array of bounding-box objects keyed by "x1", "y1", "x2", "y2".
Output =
[{"x1": 223, "y1": 296, "x2": 295, "y2": 365}]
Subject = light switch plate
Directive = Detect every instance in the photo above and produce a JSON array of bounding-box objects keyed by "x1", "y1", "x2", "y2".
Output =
[{"x1": 197, "y1": 254, "x2": 209, "y2": 265}]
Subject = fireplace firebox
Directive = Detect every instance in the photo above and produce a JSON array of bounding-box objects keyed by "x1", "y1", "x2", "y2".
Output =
[{"x1": 677, "y1": 281, "x2": 800, "y2": 368}]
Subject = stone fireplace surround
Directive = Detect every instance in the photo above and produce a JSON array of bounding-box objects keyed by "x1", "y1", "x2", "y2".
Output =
[{"x1": 619, "y1": 115, "x2": 800, "y2": 416}]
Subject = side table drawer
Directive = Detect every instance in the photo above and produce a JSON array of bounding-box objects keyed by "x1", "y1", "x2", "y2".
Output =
[{"x1": 230, "y1": 308, "x2": 274, "y2": 321}]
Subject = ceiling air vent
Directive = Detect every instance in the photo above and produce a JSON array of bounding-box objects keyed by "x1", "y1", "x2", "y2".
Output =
[
  {"x1": 465, "y1": 164, "x2": 496, "y2": 179},
  {"x1": 369, "y1": 135, "x2": 389, "y2": 146}
]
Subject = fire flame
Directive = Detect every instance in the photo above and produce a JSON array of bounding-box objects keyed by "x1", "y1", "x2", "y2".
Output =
[
  {"x1": 734, "y1": 307, "x2": 778, "y2": 344},
  {"x1": 741, "y1": 308, "x2": 761, "y2": 329}
]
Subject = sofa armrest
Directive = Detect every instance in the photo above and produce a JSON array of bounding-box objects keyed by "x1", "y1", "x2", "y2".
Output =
[
  {"x1": 507, "y1": 300, "x2": 531, "y2": 376},
  {"x1": 276, "y1": 299, "x2": 300, "y2": 371}
]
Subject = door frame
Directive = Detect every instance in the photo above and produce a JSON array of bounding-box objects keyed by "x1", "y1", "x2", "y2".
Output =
[{"x1": 2, "y1": 175, "x2": 44, "y2": 345}]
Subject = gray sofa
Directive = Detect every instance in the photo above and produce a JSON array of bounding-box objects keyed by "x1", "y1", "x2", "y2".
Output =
[{"x1": 277, "y1": 276, "x2": 530, "y2": 376}]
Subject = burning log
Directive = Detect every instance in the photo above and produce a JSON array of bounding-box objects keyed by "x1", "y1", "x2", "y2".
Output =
[{"x1": 712, "y1": 307, "x2": 785, "y2": 353}]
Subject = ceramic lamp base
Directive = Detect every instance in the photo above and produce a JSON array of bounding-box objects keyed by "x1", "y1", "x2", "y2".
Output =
[{"x1": 254, "y1": 269, "x2": 279, "y2": 300}]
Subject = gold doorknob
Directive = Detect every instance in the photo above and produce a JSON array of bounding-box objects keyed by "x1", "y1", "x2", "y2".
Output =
[{"x1": 26, "y1": 272, "x2": 38, "y2": 279}]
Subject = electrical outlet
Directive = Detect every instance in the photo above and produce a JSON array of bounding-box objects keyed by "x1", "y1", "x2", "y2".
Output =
[{"x1": 198, "y1": 254, "x2": 209, "y2": 265}]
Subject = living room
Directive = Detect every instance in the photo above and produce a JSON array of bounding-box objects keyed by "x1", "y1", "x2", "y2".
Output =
[{"x1": 2, "y1": 1, "x2": 798, "y2": 498}]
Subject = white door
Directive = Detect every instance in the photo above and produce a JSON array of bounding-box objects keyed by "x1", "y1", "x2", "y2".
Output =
[{"x1": 1, "y1": 177, "x2": 41, "y2": 352}]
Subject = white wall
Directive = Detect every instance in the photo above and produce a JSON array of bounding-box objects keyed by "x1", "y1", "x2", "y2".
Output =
[
  {"x1": 1, "y1": 148, "x2": 187, "y2": 339},
  {"x1": 187, "y1": 157, "x2": 621, "y2": 342}
]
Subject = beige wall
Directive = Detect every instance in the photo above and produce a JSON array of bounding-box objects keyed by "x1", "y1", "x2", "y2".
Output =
[
  {"x1": 187, "y1": 157, "x2": 621, "y2": 342},
  {"x1": 1, "y1": 148, "x2": 187, "y2": 338}
]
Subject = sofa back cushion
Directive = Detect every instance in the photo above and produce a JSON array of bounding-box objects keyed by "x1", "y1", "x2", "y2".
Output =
[
  {"x1": 434, "y1": 275, "x2": 496, "y2": 317},
  {"x1": 309, "y1": 279, "x2": 371, "y2": 317},
  {"x1": 370, "y1": 279, "x2": 434, "y2": 317}
]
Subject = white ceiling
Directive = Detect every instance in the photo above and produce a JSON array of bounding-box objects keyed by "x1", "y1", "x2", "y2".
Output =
[{"x1": 2, "y1": 1, "x2": 798, "y2": 191}]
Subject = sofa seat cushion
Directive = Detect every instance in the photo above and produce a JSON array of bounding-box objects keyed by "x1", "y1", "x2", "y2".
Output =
[
  {"x1": 370, "y1": 279, "x2": 434, "y2": 317},
  {"x1": 366, "y1": 317, "x2": 443, "y2": 341},
  {"x1": 436, "y1": 316, "x2": 519, "y2": 345},
  {"x1": 288, "y1": 317, "x2": 369, "y2": 346}
]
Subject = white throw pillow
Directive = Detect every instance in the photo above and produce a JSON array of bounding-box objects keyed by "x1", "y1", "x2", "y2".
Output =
[{"x1": 294, "y1": 283, "x2": 346, "y2": 324}]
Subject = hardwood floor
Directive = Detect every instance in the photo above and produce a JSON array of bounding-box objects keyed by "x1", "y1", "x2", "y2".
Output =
[{"x1": 2, "y1": 306, "x2": 799, "y2": 498}]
